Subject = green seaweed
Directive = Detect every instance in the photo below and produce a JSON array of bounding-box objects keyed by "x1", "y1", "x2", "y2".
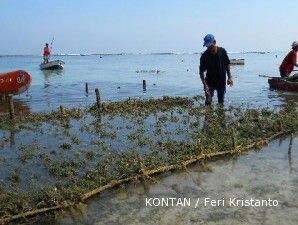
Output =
[{"x1": 0, "y1": 96, "x2": 297, "y2": 224}]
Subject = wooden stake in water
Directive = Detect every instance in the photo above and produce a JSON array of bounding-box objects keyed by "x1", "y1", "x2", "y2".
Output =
[
  {"x1": 8, "y1": 95, "x2": 15, "y2": 120},
  {"x1": 288, "y1": 133, "x2": 293, "y2": 173},
  {"x1": 143, "y1": 80, "x2": 146, "y2": 91},
  {"x1": 59, "y1": 105, "x2": 65, "y2": 116},
  {"x1": 10, "y1": 129, "x2": 15, "y2": 146},
  {"x1": 95, "y1": 88, "x2": 101, "y2": 110},
  {"x1": 85, "y1": 83, "x2": 89, "y2": 94},
  {"x1": 232, "y1": 128, "x2": 237, "y2": 149},
  {"x1": 288, "y1": 133, "x2": 293, "y2": 155}
]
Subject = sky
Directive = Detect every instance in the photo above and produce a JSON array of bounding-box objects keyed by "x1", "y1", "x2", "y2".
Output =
[{"x1": 0, "y1": 0, "x2": 297, "y2": 54}]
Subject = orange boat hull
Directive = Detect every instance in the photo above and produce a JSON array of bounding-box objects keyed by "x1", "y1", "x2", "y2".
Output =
[{"x1": 0, "y1": 70, "x2": 32, "y2": 95}]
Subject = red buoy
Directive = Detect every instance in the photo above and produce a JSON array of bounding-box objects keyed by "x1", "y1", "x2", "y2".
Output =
[{"x1": 0, "y1": 70, "x2": 32, "y2": 95}]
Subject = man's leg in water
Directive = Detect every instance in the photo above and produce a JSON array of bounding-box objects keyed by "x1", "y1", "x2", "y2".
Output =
[
  {"x1": 205, "y1": 85, "x2": 215, "y2": 106},
  {"x1": 217, "y1": 88, "x2": 226, "y2": 105}
]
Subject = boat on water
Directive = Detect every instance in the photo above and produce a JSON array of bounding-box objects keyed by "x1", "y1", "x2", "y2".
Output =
[
  {"x1": 0, "y1": 70, "x2": 32, "y2": 95},
  {"x1": 268, "y1": 77, "x2": 298, "y2": 92},
  {"x1": 40, "y1": 60, "x2": 65, "y2": 70},
  {"x1": 230, "y1": 58, "x2": 245, "y2": 65}
]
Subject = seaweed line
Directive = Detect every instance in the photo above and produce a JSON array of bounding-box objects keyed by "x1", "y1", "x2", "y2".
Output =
[{"x1": 0, "y1": 130, "x2": 292, "y2": 225}]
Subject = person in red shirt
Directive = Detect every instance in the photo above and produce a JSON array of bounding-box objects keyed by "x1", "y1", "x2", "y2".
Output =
[
  {"x1": 43, "y1": 43, "x2": 51, "y2": 63},
  {"x1": 279, "y1": 41, "x2": 298, "y2": 78}
]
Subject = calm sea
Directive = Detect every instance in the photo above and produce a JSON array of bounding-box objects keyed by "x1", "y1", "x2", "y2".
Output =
[{"x1": 0, "y1": 52, "x2": 297, "y2": 113}]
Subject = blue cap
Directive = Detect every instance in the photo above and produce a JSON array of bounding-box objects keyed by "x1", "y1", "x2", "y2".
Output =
[{"x1": 203, "y1": 34, "x2": 215, "y2": 47}]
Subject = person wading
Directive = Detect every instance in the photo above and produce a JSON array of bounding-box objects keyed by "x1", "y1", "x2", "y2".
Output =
[
  {"x1": 199, "y1": 34, "x2": 233, "y2": 106},
  {"x1": 279, "y1": 41, "x2": 298, "y2": 78},
  {"x1": 43, "y1": 43, "x2": 51, "y2": 63}
]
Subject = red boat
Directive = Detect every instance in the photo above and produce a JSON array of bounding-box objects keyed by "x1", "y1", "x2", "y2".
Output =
[
  {"x1": 0, "y1": 70, "x2": 32, "y2": 95},
  {"x1": 268, "y1": 77, "x2": 298, "y2": 92}
]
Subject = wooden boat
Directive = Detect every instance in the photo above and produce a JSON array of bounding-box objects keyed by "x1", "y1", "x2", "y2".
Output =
[
  {"x1": 268, "y1": 77, "x2": 298, "y2": 92},
  {"x1": 230, "y1": 59, "x2": 245, "y2": 65},
  {"x1": 0, "y1": 70, "x2": 32, "y2": 95},
  {"x1": 40, "y1": 60, "x2": 65, "y2": 70}
]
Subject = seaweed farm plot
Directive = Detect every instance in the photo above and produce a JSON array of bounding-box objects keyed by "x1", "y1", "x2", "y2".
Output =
[{"x1": 0, "y1": 96, "x2": 297, "y2": 224}]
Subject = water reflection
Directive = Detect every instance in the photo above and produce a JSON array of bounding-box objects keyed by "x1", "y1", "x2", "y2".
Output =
[
  {"x1": 268, "y1": 90, "x2": 298, "y2": 108},
  {"x1": 0, "y1": 98, "x2": 31, "y2": 115},
  {"x1": 41, "y1": 69, "x2": 64, "y2": 78},
  {"x1": 9, "y1": 129, "x2": 15, "y2": 147},
  {"x1": 0, "y1": 128, "x2": 15, "y2": 149},
  {"x1": 1, "y1": 54, "x2": 296, "y2": 112},
  {"x1": 288, "y1": 134, "x2": 293, "y2": 174},
  {"x1": 42, "y1": 69, "x2": 64, "y2": 87}
]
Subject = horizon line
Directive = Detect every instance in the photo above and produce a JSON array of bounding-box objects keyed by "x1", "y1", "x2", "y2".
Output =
[{"x1": 0, "y1": 50, "x2": 287, "y2": 57}]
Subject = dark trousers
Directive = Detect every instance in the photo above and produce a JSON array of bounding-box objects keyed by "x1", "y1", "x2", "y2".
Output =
[
  {"x1": 43, "y1": 55, "x2": 49, "y2": 63},
  {"x1": 205, "y1": 85, "x2": 225, "y2": 106}
]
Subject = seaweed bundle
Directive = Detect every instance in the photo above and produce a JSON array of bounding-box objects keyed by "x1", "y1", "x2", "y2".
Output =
[{"x1": 285, "y1": 73, "x2": 298, "y2": 82}]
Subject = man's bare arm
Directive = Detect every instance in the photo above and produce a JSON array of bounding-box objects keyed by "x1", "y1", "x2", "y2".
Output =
[
  {"x1": 200, "y1": 72, "x2": 207, "y2": 86},
  {"x1": 226, "y1": 64, "x2": 234, "y2": 86},
  {"x1": 227, "y1": 64, "x2": 231, "y2": 79}
]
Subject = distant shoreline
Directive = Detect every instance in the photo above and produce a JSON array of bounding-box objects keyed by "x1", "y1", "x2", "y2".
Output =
[{"x1": 0, "y1": 51, "x2": 286, "y2": 57}]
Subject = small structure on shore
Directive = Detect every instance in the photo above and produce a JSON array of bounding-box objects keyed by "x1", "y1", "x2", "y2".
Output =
[
  {"x1": 136, "y1": 69, "x2": 164, "y2": 74},
  {"x1": 230, "y1": 58, "x2": 245, "y2": 65}
]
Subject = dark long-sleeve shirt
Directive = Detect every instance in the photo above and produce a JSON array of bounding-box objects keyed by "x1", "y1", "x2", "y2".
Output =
[{"x1": 200, "y1": 47, "x2": 230, "y2": 89}]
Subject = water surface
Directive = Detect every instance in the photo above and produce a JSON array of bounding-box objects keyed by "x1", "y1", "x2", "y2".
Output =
[
  {"x1": 28, "y1": 136, "x2": 297, "y2": 225},
  {"x1": 1, "y1": 53, "x2": 297, "y2": 113}
]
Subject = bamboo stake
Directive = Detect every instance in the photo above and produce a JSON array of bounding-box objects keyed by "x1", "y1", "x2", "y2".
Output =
[
  {"x1": 0, "y1": 203, "x2": 74, "y2": 225},
  {"x1": 232, "y1": 128, "x2": 237, "y2": 150},
  {"x1": 59, "y1": 105, "x2": 65, "y2": 116},
  {"x1": 95, "y1": 88, "x2": 101, "y2": 110},
  {"x1": 9, "y1": 129, "x2": 15, "y2": 147},
  {"x1": 85, "y1": 83, "x2": 89, "y2": 94},
  {"x1": 288, "y1": 133, "x2": 293, "y2": 173},
  {"x1": 8, "y1": 95, "x2": 15, "y2": 120},
  {"x1": 288, "y1": 133, "x2": 293, "y2": 154},
  {"x1": 143, "y1": 80, "x2": 146, "y2": 91}
]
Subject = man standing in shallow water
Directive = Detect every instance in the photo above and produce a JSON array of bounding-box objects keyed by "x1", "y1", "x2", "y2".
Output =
[
  {"x1": 199, "y1": 34, "x2": 233, "y2": 106},
  {"x1": 43, "y1": 43, "x2": 50, "y2": 63},
  {"x1": 279, "y1": 41, "x2": 298, "y2": 78}
]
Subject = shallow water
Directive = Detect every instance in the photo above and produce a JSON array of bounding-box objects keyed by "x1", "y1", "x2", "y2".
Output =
[
  {"x1": 0, "y1": 107, "x2": 195, "y2": 190},
  {"x1": 1, "y1": 53, "x2": 297, "y2": 225},
  {"x1": 1, "y1": 53, "x2": 298, "y2": 113},
  {"x1": 30, "y1": 136, "x2": 297, "y2": 225}
]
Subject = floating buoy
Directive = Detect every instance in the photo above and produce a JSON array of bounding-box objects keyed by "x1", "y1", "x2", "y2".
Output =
[{"x1": 0, "y1": 70, "x2": 32, "y2": 95}]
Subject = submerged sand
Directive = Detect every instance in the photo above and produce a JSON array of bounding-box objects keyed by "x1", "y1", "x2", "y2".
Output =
[{"x1": 31, "y1": 136, "x2": 297, "y2": 225}]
